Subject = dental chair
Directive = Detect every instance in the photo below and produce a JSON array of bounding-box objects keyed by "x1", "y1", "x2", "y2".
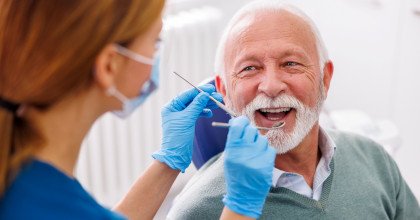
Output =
[{"x1": 192, "y1": 79, "x2": 229, "y2": 169}]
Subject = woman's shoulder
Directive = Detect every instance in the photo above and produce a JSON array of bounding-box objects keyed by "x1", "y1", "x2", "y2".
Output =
[{"x1": 0, "y1": 159, "x2": 126, "y2": 220}]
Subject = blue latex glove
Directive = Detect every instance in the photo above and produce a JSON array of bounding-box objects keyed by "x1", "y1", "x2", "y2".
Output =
[
  {"x1": 152, "y1": 84, "x2": 223, "y2": 172},
  {"x1": 223, "y1": 116, "x2": 276, "y2": 219}
]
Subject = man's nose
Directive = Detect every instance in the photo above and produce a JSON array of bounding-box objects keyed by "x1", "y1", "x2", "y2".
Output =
[{"x1": 257, "y1": 70, "x2": 287, "y2": 98}]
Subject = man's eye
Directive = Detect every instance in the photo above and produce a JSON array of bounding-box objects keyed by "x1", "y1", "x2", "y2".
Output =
[
  {"x1": 285, "y1": 61, "x2": 298, "y2": 66},
  {"x1": 242, "y1": 66, "x2": 256, "y2": 72},
  {"x1": 236, "y1": 66, "x2": 258, "y2": 78}
]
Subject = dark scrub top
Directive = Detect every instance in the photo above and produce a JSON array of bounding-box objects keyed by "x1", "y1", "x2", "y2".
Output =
[{"x1": 0, "y1": 159, "x2": 126, "y2": 220}]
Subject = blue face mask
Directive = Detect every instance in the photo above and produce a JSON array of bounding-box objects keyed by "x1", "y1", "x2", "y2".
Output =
[{"x1": 107, "y1": 45, "x2": 160, "y2": 118}]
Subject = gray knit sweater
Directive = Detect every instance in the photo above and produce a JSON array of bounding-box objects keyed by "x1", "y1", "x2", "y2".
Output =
[{"x1": 168, "y1": 130, "x2": 420, "y2": 219}]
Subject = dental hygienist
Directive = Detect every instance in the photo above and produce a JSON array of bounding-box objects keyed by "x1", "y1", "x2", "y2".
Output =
[{"x1": 0, "y1": 1, "x2": 275, "y2": 219}]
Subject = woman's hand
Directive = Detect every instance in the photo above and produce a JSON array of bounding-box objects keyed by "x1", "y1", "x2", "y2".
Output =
[
  {"x1": 152, "y1": 84, "x2": 222, "y2": 172},
  {"x1": 222, "y1": 116, "x2": 276, "y2": 219}
]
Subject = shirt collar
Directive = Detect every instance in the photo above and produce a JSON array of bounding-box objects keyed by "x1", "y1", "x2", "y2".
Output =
[
  {"x1": 318, "y1": 126, "x2": 336, "y2": 171},
  {"x1": 272, "y1": 126, "x2": 336, "y2": 186}
]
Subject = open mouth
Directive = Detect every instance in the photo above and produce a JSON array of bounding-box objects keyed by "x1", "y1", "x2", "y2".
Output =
[{"x1": 255, "y1": 107, "x2": 293, "y2": 128}]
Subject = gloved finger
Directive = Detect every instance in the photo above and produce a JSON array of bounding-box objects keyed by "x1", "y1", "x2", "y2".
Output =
[
  {"x1": 242, "y1": 125, "x2": 258, "y2": 143},
  {"x1": 267, "y1": 145, "x2": 277, "y2": 157},
  {"x1": 199, "y1": 108, "x2": 213, "y2": 118},
  {"x1": 263, "y1": 145, "x2": 277, "y2": 166},
  {"x1": 179, "y1": 84, "x2": 215, "y2": 104},
  {"x1": 163, "y1": 93, "x2": 193, "y2": 114},
  {"x1": 165, "y1": 84, "x2": 216, "y2": 112},
  {"x1": 184, "y1": 92, "x2": 211, "y2": 118},
  {"x1": 255, "y1": 134, "x2": 269, "y2": 151},
  {"x1": 186, "y1": 84, "x2": 216, "y2": 103},
  {"x1": 212, "y1": 92, "x2": 223, "y2": 101},
  {"x1": 198, "y1": 84, "x2": 216, "y2": 93},
  {"x1": 204, "y1": 92, "x2": 224, "y2": 109},
  {"x1": 227, "y1": 116, "x2": 250, "y2": 141}
]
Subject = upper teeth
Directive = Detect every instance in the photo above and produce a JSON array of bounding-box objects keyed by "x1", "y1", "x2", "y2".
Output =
[{"x1": 260, "y1": 108, "x2": 291, "y2": 113}]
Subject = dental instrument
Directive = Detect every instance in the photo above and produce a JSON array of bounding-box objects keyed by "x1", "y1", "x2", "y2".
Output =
[
  {"x1": 173, "y1": 71, "x2": 237, "y2": 117},
  {"x1": 211, "y1": 121, "x2": 285, "y2": 130}
]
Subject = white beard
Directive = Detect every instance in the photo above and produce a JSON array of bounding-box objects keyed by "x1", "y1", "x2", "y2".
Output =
[{"x1": 227, "y1": 93, "x2": 323, "y2": 154}]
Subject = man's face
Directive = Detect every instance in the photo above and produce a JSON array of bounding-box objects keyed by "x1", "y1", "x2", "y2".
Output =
[{"x1": 219, "y1": 11, "x2": 331, "y2": 153}]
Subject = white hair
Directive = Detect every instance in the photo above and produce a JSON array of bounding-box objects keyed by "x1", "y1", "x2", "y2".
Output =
[{"x1": 214, "y1": 0, "x2": 329, "y2": 80}]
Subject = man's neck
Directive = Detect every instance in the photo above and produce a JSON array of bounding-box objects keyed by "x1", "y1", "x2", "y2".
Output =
[{"x1": 274, "y1": 125, "x2": 321, "y2": 188}]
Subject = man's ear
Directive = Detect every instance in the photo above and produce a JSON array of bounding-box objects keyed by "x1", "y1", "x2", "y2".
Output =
[
  {"x1": 93, "y1": 44, "x2": 123, "y2": 90},
  {"x1": 322, "y1": 61, "x2": 334, "y2": 97},
  {"x1": 215, "y1": 74, "x2": 227, "y2": 97}
]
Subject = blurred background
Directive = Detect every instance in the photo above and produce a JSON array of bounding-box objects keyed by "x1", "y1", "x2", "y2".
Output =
[{"x1": 75, "y1": 0, "x2": 420, "y2": 219}]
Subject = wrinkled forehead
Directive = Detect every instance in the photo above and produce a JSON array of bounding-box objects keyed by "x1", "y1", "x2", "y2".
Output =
[{"x1": 225, "y1": 10, "x2": 318, "y2": 64}]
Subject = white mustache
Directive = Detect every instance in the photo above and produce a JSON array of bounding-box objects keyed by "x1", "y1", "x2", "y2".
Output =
[{"x1": 242, "y1": 94, "x2": 304, "y2": 116}]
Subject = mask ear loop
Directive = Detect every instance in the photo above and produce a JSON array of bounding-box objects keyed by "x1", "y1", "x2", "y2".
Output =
[
  {"x1": 114, "y1": 44, "x2": 154, "y2": 66},
  {"x1": 106, "y1": 85, "x2": 130, "y2": 104}
]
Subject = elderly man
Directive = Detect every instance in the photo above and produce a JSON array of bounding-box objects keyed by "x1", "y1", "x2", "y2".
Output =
[{"x1": 168, "y1": 1, "x2": 420, "y2": 219}]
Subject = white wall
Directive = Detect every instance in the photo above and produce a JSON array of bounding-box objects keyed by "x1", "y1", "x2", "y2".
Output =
[{"x1": 392, "y1": 0, "x2": 420, "y2": 200}]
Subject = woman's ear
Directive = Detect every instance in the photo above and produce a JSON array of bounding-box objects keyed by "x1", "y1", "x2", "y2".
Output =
[
  {"x1": 93, "y1": 44, "x2": 123, "y2": 90},
  {"x1": 215, "y1": 74, "x2": 227, "y2": 97}
]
